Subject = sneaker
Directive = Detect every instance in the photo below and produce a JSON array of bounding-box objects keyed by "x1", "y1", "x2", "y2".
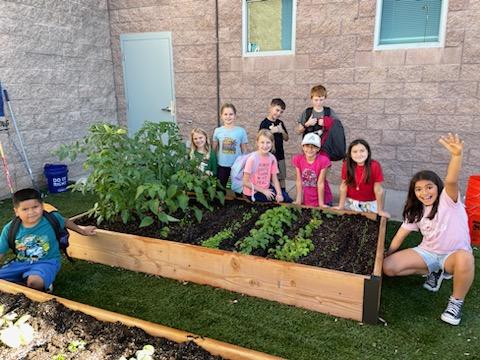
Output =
[
  {"x1": 46, "y1": 284, "x2": 54, "y2": 294},
  {"x1": 443, "y1": 272, "x2": 453, "y2": 280},
  {"x1": 423, "y1": 270, "x2": 446, "y2": 292},
  {"x1": 441, "y1": 296, "x2": 463, "y2": 325}
]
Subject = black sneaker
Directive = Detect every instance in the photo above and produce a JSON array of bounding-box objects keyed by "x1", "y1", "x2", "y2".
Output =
[
  {"x1": 423, "y1": 270, "x2": 446, "y2": 292},
  {"x1": 441, "y1": 296, "x2": 463, "y2": 325}
]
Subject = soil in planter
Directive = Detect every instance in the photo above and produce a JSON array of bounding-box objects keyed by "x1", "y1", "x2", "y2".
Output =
[
  {"x1": 0, "y1": 291, "x2": 223, "y2": 360},
  {"x1": 76, "y1": 200, "x2": 380, "y2": 275}
]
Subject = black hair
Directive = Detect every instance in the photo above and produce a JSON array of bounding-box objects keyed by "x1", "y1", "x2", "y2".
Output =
[
  {"x1": 270, "y1": 98, "x2": 286, "y2": 110},
  {"x1": 12, "y1": 188, "x2": 42, "y2": 208},
  {"x1": 345, "y1": 139, "x2": 372, "y2": 187},
  {"x1": 403, "y1": 170, "x2": 444, "y2": 223}
]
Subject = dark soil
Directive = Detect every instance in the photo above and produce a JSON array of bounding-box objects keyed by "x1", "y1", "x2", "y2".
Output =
[
  {"x1": 0, "y1": 291, "x2": 223, "y2": 360},
  {"x1": 76, "y1": 200, "x2": 381, "y2": 276}
]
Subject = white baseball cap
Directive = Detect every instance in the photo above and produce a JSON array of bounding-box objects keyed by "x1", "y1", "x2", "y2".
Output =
[{"x1": 302, "y1": 133, "x2": 321, "y2": 148}]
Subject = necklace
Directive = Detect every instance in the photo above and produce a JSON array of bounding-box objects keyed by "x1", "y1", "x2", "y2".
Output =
[{"x1": 355, "y1": 166, "x2": 364, "y2": 191}]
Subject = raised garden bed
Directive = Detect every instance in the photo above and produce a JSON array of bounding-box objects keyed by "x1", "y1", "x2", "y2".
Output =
[
  {"x1": 0, "y1": 280, "x2": 282, "y2": 360},
  {"x1": 70, "y1": 199, "x2": 387, "y2": 324}
]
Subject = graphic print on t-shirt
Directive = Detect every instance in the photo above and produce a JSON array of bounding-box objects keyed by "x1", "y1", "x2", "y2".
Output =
[
  {"x1": 222, "y1": 138, "x2": 238, "y2": 154},
  {"x1": 15, "y1": 234, "x2": 50, "y2": 261},
  {"x1": 302, "y1": 168, "x2": 318, "y2": 187}
]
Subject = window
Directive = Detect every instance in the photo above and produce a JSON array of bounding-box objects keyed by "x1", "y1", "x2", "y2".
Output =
[
  {"x1": 242, "y1": 0, "x2": 296, "y2": 56},
  {"x1": 374, "y1": 0, "x2": 448, "y2": 50}
]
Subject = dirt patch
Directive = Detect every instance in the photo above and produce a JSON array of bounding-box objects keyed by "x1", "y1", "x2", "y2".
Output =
[
  {"x1": 76, "y1": 200, "x2": 381, "y2": 275},
  {"x1": 0, "y1": 291, "x2": 222, "y2": 360}
]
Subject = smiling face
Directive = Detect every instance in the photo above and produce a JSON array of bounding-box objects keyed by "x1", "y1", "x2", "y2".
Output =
[
  {"x1": 257, "y1": 135, "x2": 273, "y2": 155},
  {"x1": 414, "y1": 180, "x2": 439, "y2": 206},
  {"x1": 14, "y1": 199, "x2": 44, "y2": 227},
  {"x1": 303, "y1": 144, "x2": 320, "y2": 161},
  {"x1": 221, "y1": 107, "x2": 236, "y2": 127},
  {"x1": 192, "y1": 132, "x2": 207, "y2": 151},
  {"x1": 350, "y1": 143, "x2": 369, "y2": 166}
]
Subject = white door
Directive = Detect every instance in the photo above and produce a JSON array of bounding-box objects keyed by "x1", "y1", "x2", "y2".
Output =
[{"x1": 120, "y1": 32, "x2": 175, "y2": 135}]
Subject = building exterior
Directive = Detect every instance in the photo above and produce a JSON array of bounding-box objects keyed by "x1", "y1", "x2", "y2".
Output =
[{"x1": 0, "y1": 0, "x2": 479, "y2": 205}]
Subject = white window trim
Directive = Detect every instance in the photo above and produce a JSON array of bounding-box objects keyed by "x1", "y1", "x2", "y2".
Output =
[
  {"x1": 242, "y1": 0, "x2": 296, "y2": 57},
  {"x1": 373, "y1": 0, "x2": 449, "y2": 51}
]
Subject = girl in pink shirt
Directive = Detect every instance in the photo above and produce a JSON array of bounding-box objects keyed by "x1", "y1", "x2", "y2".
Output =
[
  {"x1": 243, "y1": 130, "x2": 287, "y2": 203},
  {"x1": 292, "y1": 132, "x2": 332, "y2": 207},
  {"x1": 383, "y1": 133, "x2": 474, "y2": 326}
]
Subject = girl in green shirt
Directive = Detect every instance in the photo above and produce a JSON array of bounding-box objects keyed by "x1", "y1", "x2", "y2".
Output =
[{"x1": 190, "y1": 128, "x2": 217, "y2": 176}]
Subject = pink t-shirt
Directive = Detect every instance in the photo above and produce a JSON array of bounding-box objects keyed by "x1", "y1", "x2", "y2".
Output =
[
  {"x1": 243, "y1": 152, "x2": 278, "y2": 196},
  {"x1": 291, "y1": 153, "x2": 332, "y2": 206},
  {"x1": 401, "y1": 189, "x2": 471, "y2": 254}
]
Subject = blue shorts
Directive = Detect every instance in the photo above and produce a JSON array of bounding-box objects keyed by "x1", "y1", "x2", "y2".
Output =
[
  {"x1": 0, "y1": 259, "x2": 61, "y2": 290},
  {"x1": 412, "y1": 247, "x2": 454, "y2": 274}
]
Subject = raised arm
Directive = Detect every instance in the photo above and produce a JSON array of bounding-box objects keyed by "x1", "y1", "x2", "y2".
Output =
[{"x1": 438, "y1": 133, "x2": 464, "y2": 202}]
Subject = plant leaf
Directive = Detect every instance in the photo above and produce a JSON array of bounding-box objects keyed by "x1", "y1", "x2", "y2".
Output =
[{"x1": 139, "y1": 216, "x2": 154, "y2": 228}]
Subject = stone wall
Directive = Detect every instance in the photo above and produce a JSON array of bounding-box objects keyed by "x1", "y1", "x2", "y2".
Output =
[
  {"x1": 0, "y1": 0, "x2": 116, "y2": 198},
  {"x1": 108, "y1": 0, "x2": 480, "y2": 194}
]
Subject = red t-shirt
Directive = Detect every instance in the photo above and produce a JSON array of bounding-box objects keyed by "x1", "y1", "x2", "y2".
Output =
[{"x1": 341, "y1": 159, "x2": 384, "y2": 201}]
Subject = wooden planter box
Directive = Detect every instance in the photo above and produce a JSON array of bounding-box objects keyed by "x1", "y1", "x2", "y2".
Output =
[
  {"x1": 68, "y1": 207, "x2": 387, "y2": 324},
  {"x1": 0, "y1": 280, "x2": 283, "y2": 360}
]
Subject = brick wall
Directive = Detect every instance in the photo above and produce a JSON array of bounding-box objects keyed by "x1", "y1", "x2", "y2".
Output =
[
  {"x1": 0, "y1": 0, "x2": 116, "y2": 198},
  {"x1": 108, "y1": 0, "x2": 479, "y2": 193}
]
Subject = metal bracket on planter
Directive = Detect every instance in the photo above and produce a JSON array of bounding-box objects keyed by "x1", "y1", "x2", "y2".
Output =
[{"x1": 362, "y1": 275, "x2": 382, "y2": 324}]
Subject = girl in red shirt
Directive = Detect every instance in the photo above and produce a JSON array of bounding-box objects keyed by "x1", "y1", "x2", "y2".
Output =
[{"x1": 336, "y1": 139, "x2": 390, "y2": 217}]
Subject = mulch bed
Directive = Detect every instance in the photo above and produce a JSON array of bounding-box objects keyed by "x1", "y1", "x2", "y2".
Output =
[{"x1": 0, "y1": 291, "x2": 222, "y2": 360}]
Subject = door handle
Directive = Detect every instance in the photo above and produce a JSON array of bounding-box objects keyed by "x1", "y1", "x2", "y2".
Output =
[{"x1": 161, "y1": 106, "x2": 171, "y2": 112}]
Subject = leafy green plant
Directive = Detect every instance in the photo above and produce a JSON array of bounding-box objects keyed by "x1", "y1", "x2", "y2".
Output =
[
  {"x1": 0, "y1": 305, "x2": 34, "y2": 349},
  {"x1": 201, "y1": 208, "x2": 258, "y2": 249},
  {"x1": 56, "y1": 122, "x2": 224, "y2": 226},
  {"x1": 51, "y1": 354, "x2": 66, "y2": 360},
  {"x1": 202, "y1": 229, "x2": 233, "y2": 248},
  {"x1": 271, "y1": 210, "x2": 322, "y2": 261},
  {"x1": 237, "y1": 206, "x2": 299, "y2": 254}
]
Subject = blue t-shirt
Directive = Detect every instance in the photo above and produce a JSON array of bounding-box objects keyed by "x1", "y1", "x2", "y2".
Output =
[
  {"x1": 0, "y1": 212, "x2": 64, "y2": 262},
  {"x1": 213, "y1": 126, "x2": 248, "y2": 167}
]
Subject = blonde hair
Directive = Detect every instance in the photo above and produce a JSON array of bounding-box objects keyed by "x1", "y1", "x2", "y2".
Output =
[
  {"x1": 256, "y1": 129, "x2": 276, "y2": 154},
  {"x1": 189, "y1": 128, "x2": 211, "y2": 160}
]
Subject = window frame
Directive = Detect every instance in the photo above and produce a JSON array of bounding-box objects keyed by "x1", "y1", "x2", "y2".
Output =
[
  {"x1": 242, "y1": 0, "x2": 297, "y2": 57},
  {"x1": 373, "y1": 0, "x2": 449, "y2": 50}
]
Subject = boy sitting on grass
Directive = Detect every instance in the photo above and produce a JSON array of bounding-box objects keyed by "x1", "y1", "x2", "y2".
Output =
[{"x1": 0, "y1": 188, "x2": 96, "y2": 292}]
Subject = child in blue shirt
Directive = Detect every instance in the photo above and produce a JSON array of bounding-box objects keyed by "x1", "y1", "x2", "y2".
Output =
[
  {"x1": 212, "y1": 103, "x2": 248, "y2": 189},
  {"x1": 0, "y1": 188, "x2": 96, "y2": 291}
]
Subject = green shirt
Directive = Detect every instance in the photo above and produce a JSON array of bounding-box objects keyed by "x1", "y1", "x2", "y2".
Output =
[{"x1": 193, "y1": 149, "x2": 218, "y2": 176}]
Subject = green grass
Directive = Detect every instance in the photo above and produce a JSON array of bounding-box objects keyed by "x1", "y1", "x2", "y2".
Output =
[{"x1": 1, "y1": 191, "x2": 479, "y2": 359}]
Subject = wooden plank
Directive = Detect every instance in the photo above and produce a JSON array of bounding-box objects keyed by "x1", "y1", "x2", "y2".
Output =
[
  {"x1": 69, "y1": 230, "x2": 367, "y2": 321},
  {"x1": 0, "y1": 280, "x2": 284, "y2": 360}
]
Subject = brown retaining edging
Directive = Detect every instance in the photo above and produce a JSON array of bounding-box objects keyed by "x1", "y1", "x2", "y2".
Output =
[{"x1": 0, "y1": 280, "x2": 284, "y2": 360}]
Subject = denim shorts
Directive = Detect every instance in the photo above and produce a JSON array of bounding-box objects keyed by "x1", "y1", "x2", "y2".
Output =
[
  {"x1": 0, "y1": 259, "x2": 61, "y2": 290},
  {"x1": 412, "y1": 247, "x2": 453, "y2": 274}
]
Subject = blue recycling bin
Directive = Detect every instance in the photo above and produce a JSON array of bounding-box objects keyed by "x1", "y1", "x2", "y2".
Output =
[{"x1": 44, "y1": 164, "x2": 69, "y2": 193}]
